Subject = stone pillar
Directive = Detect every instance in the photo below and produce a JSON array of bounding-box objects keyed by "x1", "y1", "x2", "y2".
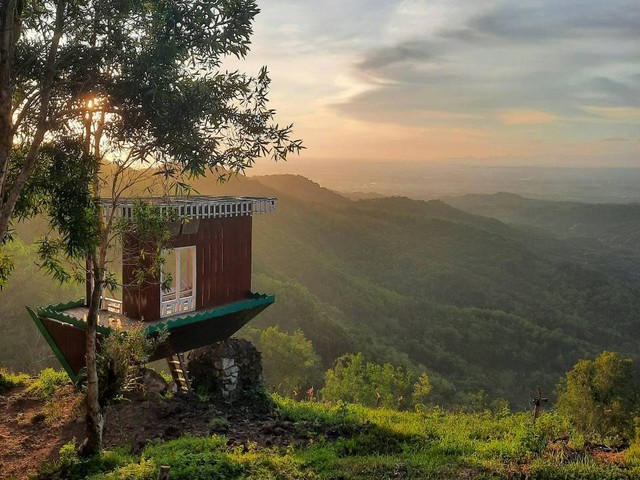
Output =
[{"x1": 188, "y1": 338, "x2": 263, "y2": 401}]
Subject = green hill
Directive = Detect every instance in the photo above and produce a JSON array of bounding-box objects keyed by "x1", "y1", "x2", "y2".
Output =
[
  {"x1": 2, "y1": 175, "x2": 640, "y2": 408},
  {"x1": 244, "y1": 176, "x2": 640, "y2": 406},
  {"x1": 447, "y1": 192, "x2": 640, "y2": 255}
]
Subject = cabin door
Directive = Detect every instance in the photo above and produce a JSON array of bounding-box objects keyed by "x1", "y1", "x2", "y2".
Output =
[{"x1": 160, "y1": 246, "x2": 196, "y2": 317}]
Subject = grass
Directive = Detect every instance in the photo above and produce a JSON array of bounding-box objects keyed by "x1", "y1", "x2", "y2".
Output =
[
  {"x1": 0, "y1": 367, "x2": 29, "y2": 394},
  {"x1": 34, "y1": 394, "x2": 640, "y2": 480}
]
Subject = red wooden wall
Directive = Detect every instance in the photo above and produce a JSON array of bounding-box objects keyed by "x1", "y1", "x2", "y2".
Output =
[
  {"x1": 122, "y1": 216, "x2": 252, "y2": 322},
  {"x1": 42, "y1": 319, "x2": 87, "y2": 375}
]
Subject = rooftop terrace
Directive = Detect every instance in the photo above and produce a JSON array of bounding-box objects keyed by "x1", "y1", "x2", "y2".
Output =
[{"x1": 101, "y1": 196, "x2": 277, "y2": 220}]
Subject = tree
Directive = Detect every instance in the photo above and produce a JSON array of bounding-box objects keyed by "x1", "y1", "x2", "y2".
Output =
[
  {"x1": 257, "y1": 326, "x2": 322, "y2": 397},
  {"x1": 557, "y1": 351, "x2": 639, "y2": 442},
  {"x1": 412, "y1": 372, "x2": 432, "y2": 406},
  {"x1": 322, "y1": 353, "x2": 415, "y2": 410},
  {"x1": 9, "y1": 0, "x2": 302, "y2": 454}
]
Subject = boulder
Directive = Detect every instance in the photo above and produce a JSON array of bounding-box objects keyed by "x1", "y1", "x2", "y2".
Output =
[{"x1": 141, "y1": 368, "x2": 168, "y2": 395}]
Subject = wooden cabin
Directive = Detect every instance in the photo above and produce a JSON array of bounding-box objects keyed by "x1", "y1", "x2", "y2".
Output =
[{"x1": 28, "y1": 196, "x2": 277, "y2": 388}]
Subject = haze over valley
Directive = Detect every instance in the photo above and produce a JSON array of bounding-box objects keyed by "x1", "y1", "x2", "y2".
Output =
[{"x1": 251, "y1": 161, "x2": 640, "y2": 204}]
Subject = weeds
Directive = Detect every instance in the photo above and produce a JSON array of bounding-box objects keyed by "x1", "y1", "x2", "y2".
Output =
[
  {"x1": 26, "y1": 368, "x2": 69, "y2": 399},
  {"x1": 0, "y1": 367, "x2": 29, "y2": 394}
]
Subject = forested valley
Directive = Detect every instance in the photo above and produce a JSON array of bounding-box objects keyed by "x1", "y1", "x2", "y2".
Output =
[{"x1": 3, "y1": 174, "x2": 640, "y2": 409}]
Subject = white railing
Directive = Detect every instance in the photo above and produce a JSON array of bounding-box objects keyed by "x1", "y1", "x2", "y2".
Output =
[
  {"x1": 161, "y1": 296, "x2": 195, "y2": 318},
  {"x1": 101, "y1": 196, "x2": 277, "y2": 220},
  {"x1": 101, "y1": 297, "x2": 123, "y2": 314}
]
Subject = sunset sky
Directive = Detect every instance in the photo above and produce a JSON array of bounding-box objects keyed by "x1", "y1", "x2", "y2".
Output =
[{"x1": 229, "y1": 0, "x2": 640, "y2": 168}]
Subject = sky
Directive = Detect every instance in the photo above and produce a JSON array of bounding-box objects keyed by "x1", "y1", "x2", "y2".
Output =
[{"x1": 228, "y1": 0, "x2": 640, "y2": 168}]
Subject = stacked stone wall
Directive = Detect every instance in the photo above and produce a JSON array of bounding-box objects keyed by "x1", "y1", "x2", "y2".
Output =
[{"x1": 188, "y1": 338, "x2": 263, "y2": 401}]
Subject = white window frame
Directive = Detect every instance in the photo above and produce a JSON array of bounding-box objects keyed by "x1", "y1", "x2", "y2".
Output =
[{"x1": 160, "y1": 246, "x2": 197, "y2": 318}]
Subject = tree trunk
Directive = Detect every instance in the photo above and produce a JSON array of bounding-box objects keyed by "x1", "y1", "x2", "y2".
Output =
[
  {"x1": 0, "y1": 0, "x2": 19, "y2": 196},
  {"x1": 80, "y1": 260, "x2": 104, "y2": 456}
]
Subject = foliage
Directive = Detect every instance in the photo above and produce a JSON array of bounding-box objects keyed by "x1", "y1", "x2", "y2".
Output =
[
  {"x1": 412, "y1": 372, "x2": 433, "y2": 406},
  {"x1": 116, "y1": 201, "x2": 176, "y2": 291},
  {"x1": 36, "y1": 441, "x2": 138, "y2": 480},
  {"x1": 557, "y1": 351, "x2": 639, "y2": 443},
  {"x1": 252, "y1": 325, "x2": 323, "y2": 397},
  {"x1": 0, "y1": 367, "x2": 29, "y2": 394},
  {"x1": 0, "y1": 244, "x2": 14, "y2": 288},
  {"x1": 322, "y1": 353, "x2": 415, "y2": 409},
  {"x1": 26, "y1": 368, "x2": 69, "y2": 399},
  {"x1": 92, "y1": 325, "x2": 168, "y2": 406}
]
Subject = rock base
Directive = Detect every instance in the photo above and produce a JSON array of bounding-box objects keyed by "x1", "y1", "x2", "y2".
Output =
[{"x1": 188, "y1": 338, "x2": 263, "y2": 402}]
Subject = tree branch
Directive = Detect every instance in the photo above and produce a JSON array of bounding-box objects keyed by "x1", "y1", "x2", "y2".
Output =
[{"x1": 0, "y1": 0, "x2": 66, "y2": 240}]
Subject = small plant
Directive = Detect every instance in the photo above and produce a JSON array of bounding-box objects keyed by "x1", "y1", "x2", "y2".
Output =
[
  {"x1": 43, "y1": 390, "x2": 84, "y2": 425},
  {"x1": 208, "y1": 416, "x2": 230, "y2": 433},
  {"x1": 335, "y1": 401, "x2": 350, "y2": 427},
  {"x1": 159, "y1": 370, "x2": 173, "y2": 385},
  {"x1": 27, "y1": 368, "x2": 69, "y2": 398},
  {"x1": 0, "y1": 367, "x2": 29, "y2": 394}
]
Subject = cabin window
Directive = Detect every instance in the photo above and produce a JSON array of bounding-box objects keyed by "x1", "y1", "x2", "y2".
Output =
[{"x1": 161, "y1": 246, "x2": 196, "y2": 317}]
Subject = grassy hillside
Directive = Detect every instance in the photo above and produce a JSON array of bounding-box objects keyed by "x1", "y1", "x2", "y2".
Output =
[
  {"x1": 2, "y1": 174, "x2": 640, "y2": 408},
  {"x1": 32, "y1": 393, "x2": 640, "y2": 480}
]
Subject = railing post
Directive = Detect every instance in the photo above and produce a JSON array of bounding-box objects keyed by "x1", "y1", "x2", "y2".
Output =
[{"x1": 158, "y1": 466, "x2": 170, "y2": 480}]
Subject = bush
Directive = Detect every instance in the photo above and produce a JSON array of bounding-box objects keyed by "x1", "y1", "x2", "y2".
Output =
[
  {"x1": 557, "y1": 351, "x2": 639, "y2": 442},
  {"x1": 27, "y1": 368, "x2": 69, "y2": 398},
  {"x1": 0, "y1": 367, "x2": 29, "y2": 394}
]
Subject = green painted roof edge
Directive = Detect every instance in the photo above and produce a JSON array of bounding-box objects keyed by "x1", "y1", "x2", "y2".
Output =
[
  {"x1": 145, "y1": 293, "x2": 275, "y2": 335},
  {"x1": 36, "y1": 305, "x2": 112, "y2": 336},
  {"x1": 42, "y1": 298, "x2": 86, "y2": 312},
  {"x1": 29, "y1": 292, "x2": 273, "y2": 337},
  {"x1": 26, "y1": 306, "x2": 79, "y2": 383}
]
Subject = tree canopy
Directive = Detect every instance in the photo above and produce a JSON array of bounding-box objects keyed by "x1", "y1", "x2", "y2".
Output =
[{"x1": 1, "y1": 0, "x2": 302, "y2": 278}]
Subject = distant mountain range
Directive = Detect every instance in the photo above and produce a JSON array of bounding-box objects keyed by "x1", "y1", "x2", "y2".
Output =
[{"x1": 447, "y1": 192, "x2": 640, "y2": 255}]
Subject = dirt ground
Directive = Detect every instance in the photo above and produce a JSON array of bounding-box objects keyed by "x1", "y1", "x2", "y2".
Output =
[
  {"x1": 0, "y1": 385, "x2": 85, "y2": 480},
  {"x1": 0, "y1": 386, "x2": 307, "y2": 480}
]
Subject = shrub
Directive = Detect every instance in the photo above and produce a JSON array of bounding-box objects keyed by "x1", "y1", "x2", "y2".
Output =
[
  {"x1": 557, "y1": 351, "x2": 639, "y2": 442},
  {"x1": 412, "y1": 372, "x2": 433, "y2": 407},
  {"x1": 36, "y1": 442, "x2": 137, "y2": 480},
  {"x1": 93, "y1": 325, "x2": 167, "y2": 405}
]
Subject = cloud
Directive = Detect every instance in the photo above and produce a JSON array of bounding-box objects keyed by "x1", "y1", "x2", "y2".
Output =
[
  {"x1": 499, "y1": 110, "x2": 558, "y2": 125},
  {"x1": 239, "y1": 0, "x2": 640, "y2": 164},
  {"x1": 333, "y1": 0, "x2": 640, "y2": 130},
  {"x1": 357, "y1": 41, "x2": 440, "y2": 72},
  {"x1": 583, "y1": 106, "x2": 640, "y2": 121},
  {"x1": 600, "y1": 137, "x2": 631, "y2": 143}
]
